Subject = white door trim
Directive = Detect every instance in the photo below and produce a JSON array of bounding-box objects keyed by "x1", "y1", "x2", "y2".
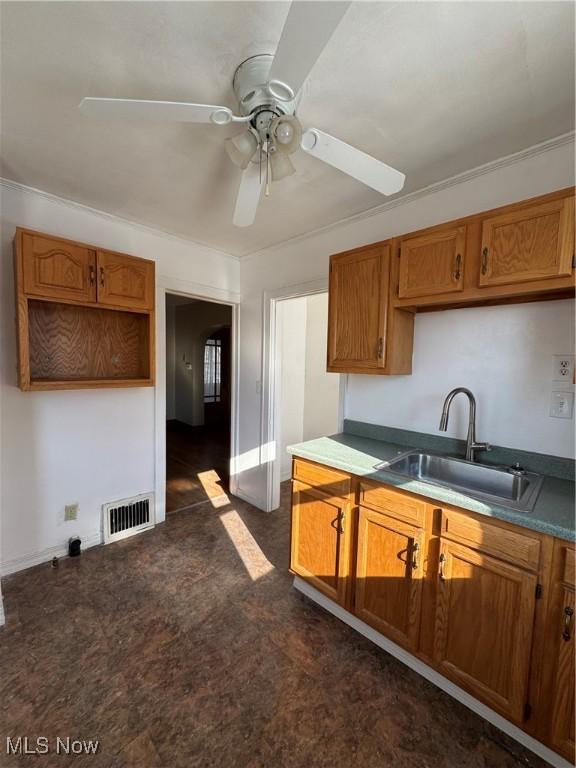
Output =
[
  {"x1": 261, "y1": 277, "x2": 346, "y2": 512},
  {"x1": 155, "y1": 275, "x2": 240, "y2": 523}
]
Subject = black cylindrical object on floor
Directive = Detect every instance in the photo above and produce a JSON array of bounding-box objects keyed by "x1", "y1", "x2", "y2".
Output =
[{"x1": 68, "y1": 536, "x2": 81, "y2": 557}]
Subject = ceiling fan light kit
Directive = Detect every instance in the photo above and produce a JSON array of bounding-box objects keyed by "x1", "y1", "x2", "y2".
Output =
[
  {"x1": 79, "y1": 1, "x2": 405, "y2": 227},
  {"x1": 270, "y1": 152, "x2": 296, "y2": 182},
  {"x1": 224, "y1": 130, "x2": 259, "y2": 169}
]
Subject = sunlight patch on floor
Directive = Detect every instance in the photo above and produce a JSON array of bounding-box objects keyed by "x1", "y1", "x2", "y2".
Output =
[
  {"x1": 197, "y1": 469, "x2": 230, "y2": 508},
  {"x1": 219, "y1": 509, "x2": 275, "y2": 581}
]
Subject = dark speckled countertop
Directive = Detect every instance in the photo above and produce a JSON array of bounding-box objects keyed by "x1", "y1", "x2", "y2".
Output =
[{"x1": 287, "y1": 428, "x2": 575, "y2": 542}]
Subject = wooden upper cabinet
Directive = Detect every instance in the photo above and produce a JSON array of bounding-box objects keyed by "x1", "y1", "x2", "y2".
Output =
[
  {"x1": 433, "y1": 540, "x2": 536, "y2": 722},
  {"x1": 97, "y1": 250, "x2": 155, "y2": 310},
  {"x1": 327, "y1": 245, "x2": 389, "y2": 371},
  {"x1": 398, "y1": 226, "x2": 465, "y2": 299},
  {"x1": 355, "y1": 507, "x2": 424, "y2": 650},
  {"x1": 549, "y1": 585, "x2": 575, "y2": 762},
  {"x1": 479, "y1": 197, "x2": 575, "y2": 287},
  {"x1": 290, "y1": 479, "x2": 351, "y2": 606},
  {"x1": 21, "y1": 231, "x2": 96, "y2": 302}
]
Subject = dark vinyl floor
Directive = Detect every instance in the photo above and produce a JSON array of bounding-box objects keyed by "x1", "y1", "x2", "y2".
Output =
[
  {"x1": 166, "y1": 420, "x2": 230, "y2": 513},
  {"x1": 0, "y1": 482, "x2": 549, "y2": 768}
]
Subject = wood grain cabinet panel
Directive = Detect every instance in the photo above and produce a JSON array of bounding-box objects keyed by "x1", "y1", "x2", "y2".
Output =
[
  {"x1": 540, "y1": 541, "x2": 576, "y2": 763},
  {"x1": 22, "y1": 231, "x2": 96, "y2": 302},
  {"x1": 438, "y1": 507, "x2": 541, "y2": 571},
  {"x1": 327, "y1": 245, "x2": 389, "y2": 371},
  {"x1": 358, "y1": 481, "x2": 426, "y2": 527},
  {"x1": 355, "y1": 507, "x2": 424, "y2": 650},
  {"x1": 97, "y1": 250, "x2": 155, "y2": 310},
  {"x1": 290, "y1": 480, "x2": 351, "y2": 605},
  {"x1": 548, "y1": 585, "x2": 575, "y2": 762},
  {"x1": 433, "y1": 540, "x2": 536, "y2": 722},
  {"x1": 479, "y1": 197, "x2": 575, "y2": 287},
  {"x1": 15, "y1": 228, "x2": 155, "y2": 390},
  {"x1": 292, "y1": 459, "x2": 351, "y2": 500},
  {"x1": 398, "y1": 226, "x2": 465, "y2": 299}
]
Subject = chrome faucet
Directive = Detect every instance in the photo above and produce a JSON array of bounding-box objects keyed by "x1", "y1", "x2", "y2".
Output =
[{"x1": 439, "y1": 388, "x2": 490, "y2": 462}]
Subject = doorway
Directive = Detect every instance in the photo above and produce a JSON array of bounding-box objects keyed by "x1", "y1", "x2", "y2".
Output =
[{"x1": 165, "y1": 293, "x2": 232, "y2": 513}]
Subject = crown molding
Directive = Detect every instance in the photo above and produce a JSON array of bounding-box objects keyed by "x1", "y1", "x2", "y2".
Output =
[
  {"x1": 241, "y1": 131, "x2": 575, "y2": 260},
  {"x1": 2, "y1": 131, "x2": 573, "y2": 264},
  {"x1": 0, "y1": 177, "x2": 240, "y2": 263}
]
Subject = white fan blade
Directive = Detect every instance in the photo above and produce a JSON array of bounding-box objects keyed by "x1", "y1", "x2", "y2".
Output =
[
  {"x1": 79, "y1": 98, "x2": 234, "y2": 124},
  {"x1": 301, "y1": 128, "x2": 406, "y2": 196},
  {"x1": 268, "y1": 1, "x2": 351, "y2": 99},
  {"x1": 233, "y1": 163, "x2": 263, "y2": 227}
]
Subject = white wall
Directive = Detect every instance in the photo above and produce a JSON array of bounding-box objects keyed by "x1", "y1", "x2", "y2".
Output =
[
  {"x1": 303, "y1": 293, "x2": 340, "y2": 443},
  {"x1": 173, "y1": 301, "x2": 231, "y2": 427},
  {"x1": 278, "y1": 297, "x2": 308, "y2": 479},
  {"x1": 0, "y1": 181, "x2": 239, "y2": 574},
  {"x1": 348, "y1": 300, "x2": 575, "y2": 457},
  {"x1": 278, "y1": 293, "x2": 342, "y2": 481},
  {"x1": 235, "y1": 138, "x2": 575, "y2": 510}
]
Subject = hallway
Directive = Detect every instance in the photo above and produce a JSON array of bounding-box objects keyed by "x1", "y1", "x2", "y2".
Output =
[{"x1": 166, "y1": 420, "x2": 230, "y2": 513}]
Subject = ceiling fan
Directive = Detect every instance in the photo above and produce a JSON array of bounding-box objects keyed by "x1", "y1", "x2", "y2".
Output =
[{"x1": 79, "y1": 1, "x2": 405, "y2": 228}]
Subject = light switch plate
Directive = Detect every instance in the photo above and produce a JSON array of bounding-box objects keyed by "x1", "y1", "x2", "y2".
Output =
[
  {"x1": 550, "y1": 391, "x2": 574, "y2": 419},
  {"x1": 552, "y1": 354, "x2": 575, "y2": 383},
  {"x1": 64, "y1": 503, "x2": 78, "y2": 522}
]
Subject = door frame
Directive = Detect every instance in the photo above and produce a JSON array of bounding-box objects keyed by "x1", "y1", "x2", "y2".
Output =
[
  {"x1": 262, "y1": 278, "x2": 347, "y2": 512},
  {"x1": 154, "y1": 275, "x2": 240, "y2": 523}
]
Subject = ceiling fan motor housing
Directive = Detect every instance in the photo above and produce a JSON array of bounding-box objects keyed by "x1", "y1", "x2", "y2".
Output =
[{"x1": 233, "y1": 54, "x2": 299, "y2": 143}]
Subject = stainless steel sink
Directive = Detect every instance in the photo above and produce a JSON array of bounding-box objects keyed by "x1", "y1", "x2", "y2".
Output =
[{"x1": 376, "y1": 452, "x2": 543, "y2": 512}]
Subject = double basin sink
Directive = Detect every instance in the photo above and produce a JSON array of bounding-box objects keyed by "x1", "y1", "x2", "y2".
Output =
[{"x1": 376, "y1": 451, "x2": 544, "y2": 512}]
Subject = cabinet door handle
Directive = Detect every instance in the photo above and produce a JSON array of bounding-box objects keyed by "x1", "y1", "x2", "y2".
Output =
[
  {"x1": 453, "y1": 253, "x2": 462, "y2": 281},
  {"x1": 377, "y1": 337, "x2": 383, "y2": 359},
  {"x1": 411, "y1": 541, "x2": 420, "y2": 571},
  {"x1": 562, "y1": 606, "x2": 574, "y2": 641},
  {"x1": 99, "y1": 266, "x2": 105, "y2": 287},
  {"x1": 439, "y1": 553, "x2": 447, "y2": 581},
  {"x1": 339, "y1": 511, "x2": 345, "y2": 534},
  {"x1": 481, "y1": 247, "x2": 489, "y2": 275},
  {"x1": 89, "y1": 265, "x2": 95, "y2": 286}
]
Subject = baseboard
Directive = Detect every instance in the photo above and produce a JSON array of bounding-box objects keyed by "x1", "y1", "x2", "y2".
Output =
[
  {"x1": 1, "y1": 532, "x2": 103, "y2": 577},
  {"x1": 293, "y1": 576, "x2": 571, "y2": 768}
]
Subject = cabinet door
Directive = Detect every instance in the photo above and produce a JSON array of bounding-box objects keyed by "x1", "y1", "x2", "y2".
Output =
[
  {"x1": 290, "y1": 480, "x2": 351, "y2": 605},
  {"x1": 549, "y1": 586, "x2": 575, "y2": 762},
  {"x1": 21, "y1": 232, "x2": 96, "y2": 302},
  {"x1": 434, "y1": 540, "x2": 536, "y2": 722},
  {"x1": 327, "y1": 246, "x2": 389, "y2": 371},
  {"x1": 398, "y1": 227, "x2": 465, "y2": 299},
  {"x1": 479, "y1": 197, "x2": 574, "y2": 287},
  {"x1": 97, "y1": 250, "x2": 154, "y2": 310},
  {"x1": 355, "y1": 507, "x2": 424, "y2": 650}
]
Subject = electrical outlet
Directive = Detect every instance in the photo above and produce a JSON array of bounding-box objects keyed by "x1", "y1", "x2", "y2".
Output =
[
  {"x1": 552, "y1": 355, "x2": 575, "y2": 383},
  {"x1": 550, "y1": 391, "x2": 574, "y2": 419},
  {"x1": 64, "y1": 503, "x2": 78, "y2": 522}
]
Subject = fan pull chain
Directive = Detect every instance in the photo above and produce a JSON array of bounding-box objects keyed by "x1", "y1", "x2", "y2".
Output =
[
  {"x1": 265, "y1": 137, "x2": 271, "y2": 197},
  {"x1": 259, "y1": 143, "x2": 263, "y2": 184}
]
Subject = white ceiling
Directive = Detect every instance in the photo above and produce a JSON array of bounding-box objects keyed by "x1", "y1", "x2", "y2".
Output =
[{"x1": 1, "y1": 1, "x2": 574, "y2": 257}]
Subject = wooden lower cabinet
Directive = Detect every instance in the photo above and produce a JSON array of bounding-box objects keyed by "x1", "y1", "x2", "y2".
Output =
[
  {"x1": 433, "y1": 539, "x2": 537, "y2": 722},
  {"x1": 355, "y1": 507, "x2": 424, "y2": 650},
  {"x1": 289, "y1": 457, "x2": 573, "y2": 761},
  {"x1": 549, "y1": 586, "x2": 575, "y2": 761},
  {"x1": 290, "y1": 480, "x2": 351, "y2": 606},
  {"x1": 541, "y1": 541, "x2": 576, "y2": 763}
]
